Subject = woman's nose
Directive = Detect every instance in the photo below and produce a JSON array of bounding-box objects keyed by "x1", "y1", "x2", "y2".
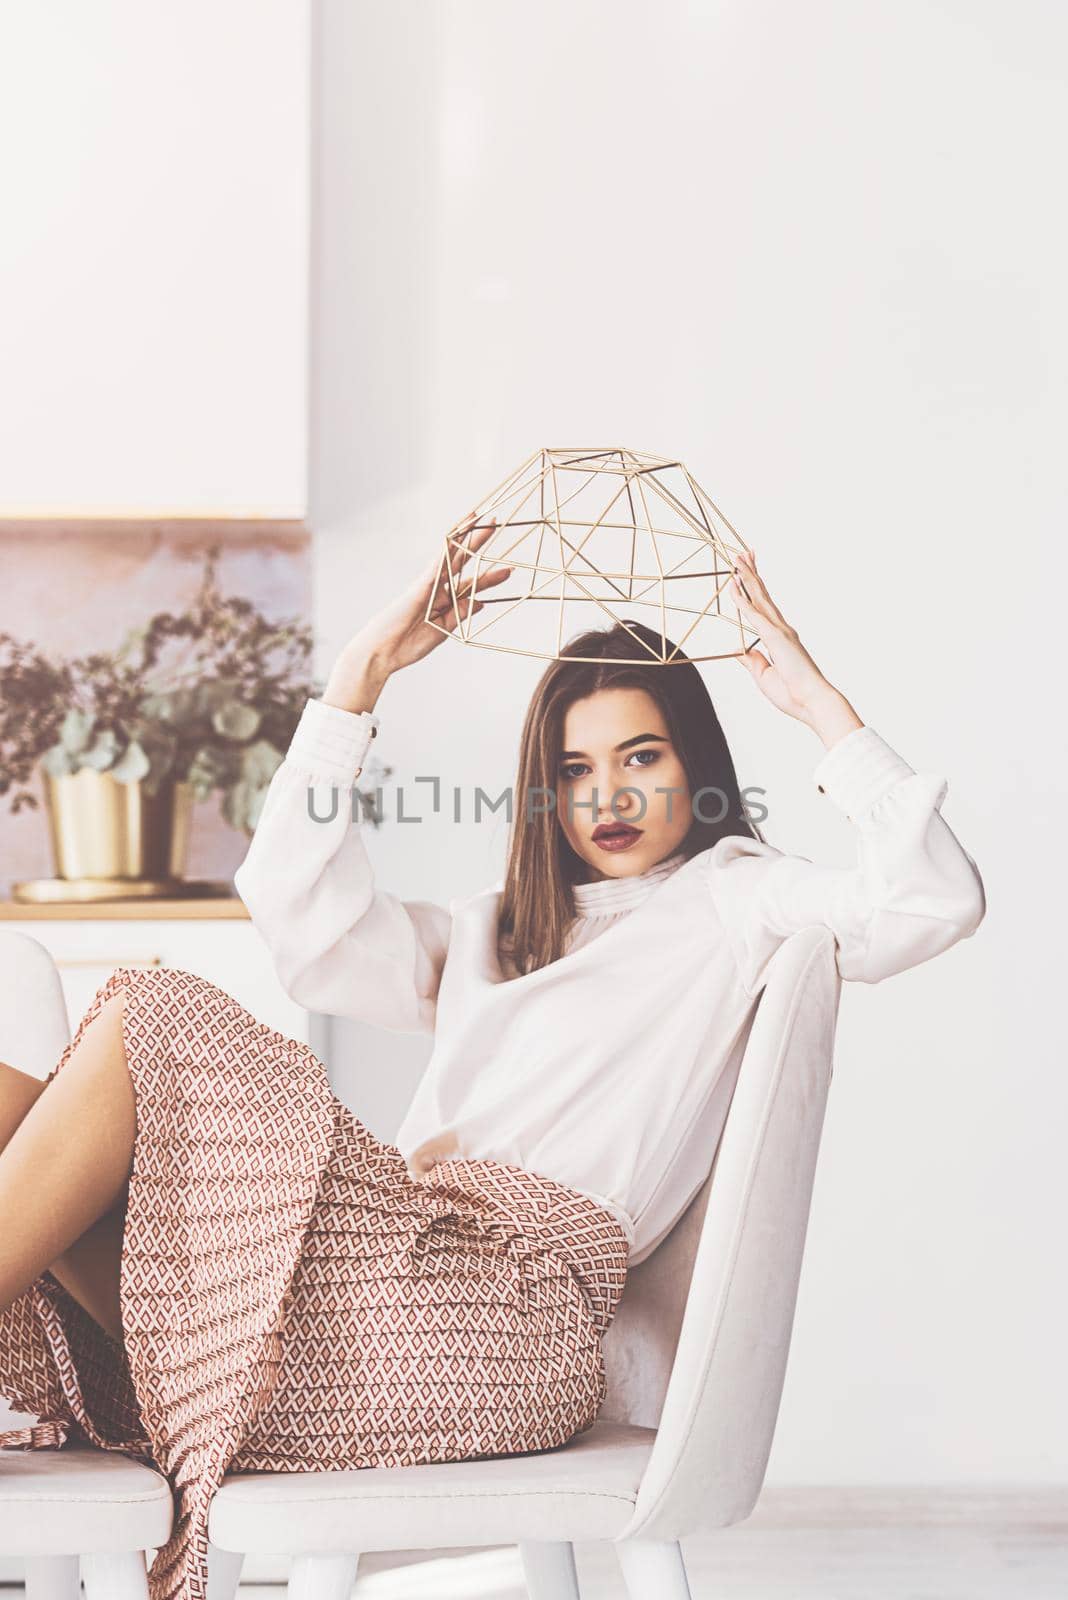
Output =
[{"x1": 597, "y1": 784, "x2": 634, "y2": 817}]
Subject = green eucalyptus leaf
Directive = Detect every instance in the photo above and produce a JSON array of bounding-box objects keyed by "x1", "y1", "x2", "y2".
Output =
[
  {"x1": 222, "y1": 778, "x2": 258, "y2": 834},
  {"x1": 211, "y1": 701, "x2": 262, "y2": 741},
  {"x1": 59, "y1": 706, "x2": 94, "y2": 756},
  {"x1": 240, "y1": 739, "x2": 283, "y2": 787},
  {"x1": 140, "y1": 691, "x2": 178, "y2": 722},
  {"x1": 79, "y1": 728, "x2": 120, "y2": 771},
  {"x1": 110, "y1": 740, "x2": 151, "y2": 783},
  {"x1": 195, "y1": 679, "x2": 243, "y2": 715},
  {"x1": 245, "y1": 785, "x2": 269, "y2": 832},
  {"x1": 187, "y1": 747, "x2": 225, "y2": 785},
  {"x1": 184, "y1": 744, "x2": 239, "y2": 800},
  {"x1": 40, "y1": 743, "x2": 76, "y2": 778},
  {"x1": 141, "y1": 739, "x2": 177, "y2": 779}
]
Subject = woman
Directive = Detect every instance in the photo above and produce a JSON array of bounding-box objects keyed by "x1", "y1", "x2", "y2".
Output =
[{"x1": 0, "y1": 526, "x2": 986, "y2": 1600}]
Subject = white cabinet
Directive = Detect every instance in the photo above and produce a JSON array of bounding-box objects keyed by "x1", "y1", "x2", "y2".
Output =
[{"x1": 0, "y1": 5, "x2": 308, "y2": 516}]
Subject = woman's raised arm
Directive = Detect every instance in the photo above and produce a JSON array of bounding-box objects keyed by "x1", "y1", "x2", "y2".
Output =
[
  {"x1": 705, "y1": 549, "x2": 985, "y2": 991},
  {"x1": 234, "y1": 518, "x2": 512, "y2": 1033},
  {"x1": 702, "y1": 722, "x2": 986, "y2": 992},
  {"x1": 234, "y1": 697, "x2": 452, "y2": 1032}
]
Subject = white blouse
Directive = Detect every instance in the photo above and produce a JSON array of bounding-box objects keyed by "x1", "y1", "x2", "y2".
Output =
[{"x1": 233, "y1": 697, "x2": 986, "y2": 1265}]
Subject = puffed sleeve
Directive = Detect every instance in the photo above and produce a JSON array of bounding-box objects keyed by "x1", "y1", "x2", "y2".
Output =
[
  {"x1": 702, "y1": 724, "x2": 986, "y2": 993},
  {"x1": 233, "y1": 697, "x2": 451, "y2": 1033}
]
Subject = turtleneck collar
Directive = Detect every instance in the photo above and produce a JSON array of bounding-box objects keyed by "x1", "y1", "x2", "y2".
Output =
[{"x1": 570, "y1": 847, "x2": 689, "y2": 917}]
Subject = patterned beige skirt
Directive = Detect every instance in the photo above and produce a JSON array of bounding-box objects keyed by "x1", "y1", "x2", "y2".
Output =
[{"x1": 0, "y1": 966, "x2": 630, "y2": 1600}]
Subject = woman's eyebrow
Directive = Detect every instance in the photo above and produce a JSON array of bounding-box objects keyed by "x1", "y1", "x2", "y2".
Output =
[{"x1": 560, "y1": 733, "x2": 670, "y2": 759}]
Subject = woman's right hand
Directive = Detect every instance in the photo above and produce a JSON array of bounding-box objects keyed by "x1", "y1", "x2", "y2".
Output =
[{"x1": 321, "y1": 515, "x2": 511, "y2": 714}]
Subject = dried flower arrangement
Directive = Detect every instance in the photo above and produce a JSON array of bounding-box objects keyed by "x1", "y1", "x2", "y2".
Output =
[{"x1": 0, "y1": 546, "x2": 388, "y2": 835}]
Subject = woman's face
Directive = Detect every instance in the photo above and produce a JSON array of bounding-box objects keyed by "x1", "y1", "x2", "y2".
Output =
[{"x1": 555, "y1": 686, "x2": 692, "y2": 882}]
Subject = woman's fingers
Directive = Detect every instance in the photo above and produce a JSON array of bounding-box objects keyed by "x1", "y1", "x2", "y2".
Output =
[
  {"x1": 429, "y1": 557, "x2": 506, "y2": 619},
  {"x1": 474, "y1": 561, "x2": 513, "y2": 594},
  {"x1": 421, "y1": 513, "x2": 491, "y2": 583},
  {"x1": 728, "y1": 567, "x2": 759, "y2": 616},
  {"x1": 429, "y1": 558, "x2": 512, "y2": 626},
  {"x1": 731, "y1": 550, "x2": 762, "y2": 608},
  {"x1": 455, "y1": 513, "x2": 499, "y2": 566},
  {"x1": 732, "y1": 549, "x2": 792, "y2": 633},
  {"x1": 734, "y1": 645, "x2": 772, "y2": 679},
  {"x1": 427, "y1": 515, "x2": 500, "y2": 610},
  {"x1": 729, "y1": 556, "x2": 778, "y2": 633}
]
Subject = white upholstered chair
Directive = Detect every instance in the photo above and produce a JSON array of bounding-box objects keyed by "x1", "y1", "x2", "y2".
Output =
[
  {"x1": 0, "y1": 931, "x2": 173, "y2": 1600},
  {"x1": 0, "y1": 922, "x2": 842, "y2": 1600},
  {"x1": 207, "y1": 921, "x2": 843, "y2": 1599}
]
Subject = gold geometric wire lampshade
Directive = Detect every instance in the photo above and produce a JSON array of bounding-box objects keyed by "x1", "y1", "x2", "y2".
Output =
[{"x1": 426, "y1": 445, "x2": 760, "y2": 664}]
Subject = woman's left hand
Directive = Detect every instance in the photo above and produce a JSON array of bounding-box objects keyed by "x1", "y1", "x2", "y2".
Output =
[{"x1": 728, "y1": 550, "x2": 838, "y2": 728}]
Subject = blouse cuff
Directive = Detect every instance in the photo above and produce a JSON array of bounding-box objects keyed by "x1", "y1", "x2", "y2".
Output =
[
  {"x1": 285, "y1": 696, "x2": 381, "y2": 784},
  {"x1": 812, "y1": 724, "x2": 916, "y2": 820}
]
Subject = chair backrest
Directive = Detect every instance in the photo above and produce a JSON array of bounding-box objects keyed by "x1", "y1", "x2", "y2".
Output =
[
  {"x1": 603, "y1": 924, "x2": 841, "y2": 1540},
  {"x1": 0, "y1": 931, "x2": 71, "y2": 1078},
  {"x1": 598, "y1": 1011, "x2": 758, "y2": 1431}
]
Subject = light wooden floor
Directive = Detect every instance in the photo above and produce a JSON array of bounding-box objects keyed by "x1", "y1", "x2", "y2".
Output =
[
  {"x1": 224, "y1": 1487, "x2": 1068, "y2": 1599},
  {"x1": 4, "y1": 1488, "x2": 1063, "y2": 1597}
]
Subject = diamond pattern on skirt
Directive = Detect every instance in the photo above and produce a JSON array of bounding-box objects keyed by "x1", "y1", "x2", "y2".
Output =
[{"x1": 0, "y1": 965, "x2": 629, "y2": 1600}]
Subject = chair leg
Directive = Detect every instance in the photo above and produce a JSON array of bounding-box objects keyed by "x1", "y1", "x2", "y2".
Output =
[
  {"x1": 207, "y1": 1541, "x2": 246, "y2": 1600},
  {"x1": 519, "y1": 1539, "x2": 581, "y2": 1599},
  {"x1": 22, "y1": 1554, "x2": 81, "y2": 1600},
  {"x1": 616, "y1": 1538, "x2": 691, "y2": 1599},
  {"x1": 80, "y1": 1549, "x2": 150, "y2": 1599},
  {"x1": 288, "y1": 1550, "x2": 360, "y2": 1599}
]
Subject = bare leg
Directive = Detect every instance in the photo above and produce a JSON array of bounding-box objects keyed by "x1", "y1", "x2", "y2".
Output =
[
  {"x1": 0, "y1": 1057, "x2": 46, "y2": 1146},
  {"x1": 0, "y1": 1059, "x2": 129, "y2": 1340},
  {"x1": 0, "y1": 1059, "x2": 129, "y2": 1336},
  {"x1": 47, "y1": 1190, "x2": 130, "y2": 1343},
  {"x1": 0, "y1": 990, "x2": 135, "y2": 1341}
]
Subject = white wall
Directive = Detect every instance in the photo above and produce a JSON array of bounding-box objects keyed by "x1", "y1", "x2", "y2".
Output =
[
  {"x1": 0, "y1": 0, "x2": 308, "y2": 516},
  {"x1": 312, "y1": 0, "x2": 1066, "y2": 1485}
]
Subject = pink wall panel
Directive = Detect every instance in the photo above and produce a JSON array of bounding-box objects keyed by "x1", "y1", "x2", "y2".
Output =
[{"x1": 0, "y1": 523, "x2": 311, "y2": 898}]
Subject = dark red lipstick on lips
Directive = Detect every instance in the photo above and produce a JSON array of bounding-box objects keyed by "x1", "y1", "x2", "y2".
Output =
[{"x1": 591, "y1": 821, "x2": 643, "y2": 853}]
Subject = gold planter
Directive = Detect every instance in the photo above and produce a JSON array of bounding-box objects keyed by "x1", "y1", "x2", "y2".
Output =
[{"x1": 42, "y1": 768, "x2": 195, "y2": 882}]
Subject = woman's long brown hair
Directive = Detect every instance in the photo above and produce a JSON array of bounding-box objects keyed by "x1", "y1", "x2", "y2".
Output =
[{"x1": 496, "y1": 619, "x2": 767, "y2": 976}]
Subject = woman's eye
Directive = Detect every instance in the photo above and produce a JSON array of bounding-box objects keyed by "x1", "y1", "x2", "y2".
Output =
[{"x1": 560, "y1": 750, "x2": 660, "y2": 781}]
